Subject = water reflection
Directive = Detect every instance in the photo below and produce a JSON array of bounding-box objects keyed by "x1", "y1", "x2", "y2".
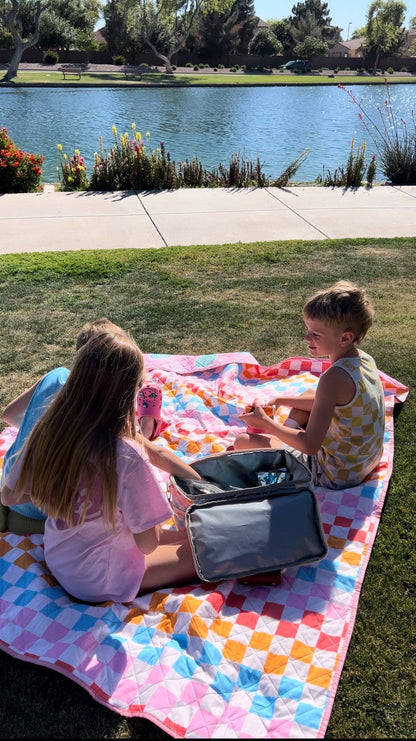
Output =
[{"x1": 1, "y1": 84, "x2": 414, "y2": 183}]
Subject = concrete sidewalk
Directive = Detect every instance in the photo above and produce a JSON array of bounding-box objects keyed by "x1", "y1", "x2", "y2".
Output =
[{"x1": 1, "y1": 185, "x2": 416, "y2": 254}]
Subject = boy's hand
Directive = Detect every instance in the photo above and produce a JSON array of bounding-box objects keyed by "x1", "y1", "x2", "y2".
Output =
[{"x1": 239, "y1": 402, "x2": 273, "y2": 429}]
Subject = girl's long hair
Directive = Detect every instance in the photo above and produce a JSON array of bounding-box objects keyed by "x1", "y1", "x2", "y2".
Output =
[{"x1": 13, "y1": 329, "x2": 145, "y2": 529}]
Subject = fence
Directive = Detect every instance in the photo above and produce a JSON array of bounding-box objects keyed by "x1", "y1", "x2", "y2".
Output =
[{"x1": 1, "y1": 47, "x2": 416, "y2": 72}]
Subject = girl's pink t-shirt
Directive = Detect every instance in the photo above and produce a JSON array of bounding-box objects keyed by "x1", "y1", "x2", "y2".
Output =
[{"x1": 4, "y1": 438, "x2": 173, "y2": 603}]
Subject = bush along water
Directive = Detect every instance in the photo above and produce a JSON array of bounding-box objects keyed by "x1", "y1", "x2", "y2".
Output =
[
  {"x1": 57, "y1": 145, "x2": 89, "y2": 190},
  {"x1": 317, "y1": 140, "x2": 377, "y2": 188},
  {"x1": 59, "y1": 124, "x2": 310, "y2": 192},
  {"x1": 0, "y1": 128, "x2": 44, "y2": 193},
  {"x1": 339, "y1": 81, "x2": 416, "y2": 185},
  {"x1": 89, "y1": 127, "x2": 178, "y2": 191}
]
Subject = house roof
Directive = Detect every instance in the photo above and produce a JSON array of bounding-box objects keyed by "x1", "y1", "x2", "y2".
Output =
[
  {"x1": 342, "y1": 37, "x2": 365, "y2": 51},
  {"x1": 330, "y1": 42, "x2": 350, "y2": 53},
  {"x1": 94, "y1": 28, "x2": 106, "y2": 45}
]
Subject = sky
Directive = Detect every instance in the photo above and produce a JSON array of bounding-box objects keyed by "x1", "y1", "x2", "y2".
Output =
[{"x1": 254, "y1": 1, "x2": 416, "y2": 38}]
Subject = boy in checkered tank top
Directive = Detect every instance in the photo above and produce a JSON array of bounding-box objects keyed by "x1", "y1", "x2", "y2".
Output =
[{"x1": 236, "y1": 281, "x2": 385, "y2": 489}]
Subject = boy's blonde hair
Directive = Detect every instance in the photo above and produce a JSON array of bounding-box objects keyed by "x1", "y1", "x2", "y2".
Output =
[
  {"x1": 13, "y1": 330, "x2": 146, "y2": 529},
  {"x1": 303, "y1": 280, "x2": 374, "y2": 344}
]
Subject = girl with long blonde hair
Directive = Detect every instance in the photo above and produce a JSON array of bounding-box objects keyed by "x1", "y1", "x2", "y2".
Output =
[{"x1": 1, "y1": 329, "x2": 199, "y2": 603}]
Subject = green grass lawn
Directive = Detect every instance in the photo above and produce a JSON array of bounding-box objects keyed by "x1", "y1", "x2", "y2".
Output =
[
  {"x1": 2, "y1": 69, "x2": 416, "y2": 86},
  {"x1": 0, "y1": 237, "x2": 415, "y2": 738}
]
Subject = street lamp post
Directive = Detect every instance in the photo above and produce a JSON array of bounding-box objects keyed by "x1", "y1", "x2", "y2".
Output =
[{"x1": 347, "y1": 21, "x2": 352, "y2": 41}]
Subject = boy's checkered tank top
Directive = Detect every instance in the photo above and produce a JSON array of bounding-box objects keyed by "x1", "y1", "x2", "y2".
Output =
[{"x1": 317, "y1": 351, "x2": 385, "y2": 488}]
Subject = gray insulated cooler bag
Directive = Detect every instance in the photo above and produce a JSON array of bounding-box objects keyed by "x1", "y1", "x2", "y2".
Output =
[{"x1": 168, "y1": 448, "x2": 328, "y2": 583}]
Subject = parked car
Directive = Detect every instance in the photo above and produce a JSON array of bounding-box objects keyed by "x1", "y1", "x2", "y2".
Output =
[{"x1": 280, "y1": 60, "x2": 312, "y2": 73}]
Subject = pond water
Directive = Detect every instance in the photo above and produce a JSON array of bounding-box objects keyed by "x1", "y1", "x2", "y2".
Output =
[{"x1": 1, "y1": 83, "x2": 414, "y2": 183}]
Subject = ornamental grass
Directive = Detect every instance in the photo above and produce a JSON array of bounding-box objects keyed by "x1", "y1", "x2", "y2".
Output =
[{"x1": 339, "y1": 81, "x2": 416, "y2": 185}]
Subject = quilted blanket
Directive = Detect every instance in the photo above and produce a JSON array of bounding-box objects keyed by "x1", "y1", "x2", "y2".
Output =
[{"x1": 0, "y1": 353, "x2": 408, "y2": 739}]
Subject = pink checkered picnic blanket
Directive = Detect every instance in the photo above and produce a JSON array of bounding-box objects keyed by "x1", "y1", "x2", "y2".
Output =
[{"x1": 0, "y1": 354, "x2": 408, "y2": 738}]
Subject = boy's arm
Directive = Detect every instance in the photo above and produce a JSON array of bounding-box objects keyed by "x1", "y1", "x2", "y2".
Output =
[
  {"x1": 241, "y1": 368, "x2": 348, "y2": 455},
  {"x1": 2, "y1": 378, "x2": 43, "y2": 427},
  {"x1": 140, "y1": 437, "x2": 201, "y2": 480}
]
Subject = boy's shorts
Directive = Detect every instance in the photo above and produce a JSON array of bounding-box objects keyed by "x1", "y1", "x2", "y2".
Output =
[
  {"x1": 280, "y1": 418, "x2": 320, "y2": 486},
  {"x1": 278, "y1": 442, "x2": 319, "y2": 485}
]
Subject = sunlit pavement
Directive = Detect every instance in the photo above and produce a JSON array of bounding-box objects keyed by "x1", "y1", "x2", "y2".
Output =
[{"x1": 1, "y1": 185, "x2": 416, "y2": 254}]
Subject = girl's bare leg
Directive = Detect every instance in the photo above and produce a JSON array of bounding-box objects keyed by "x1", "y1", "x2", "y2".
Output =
[
  {"x1": 138, "y1": 529, "x2": 200, "y2": 594},
  {"x1": 139, "y1": 415, "x2": 156, "y2": 440},
  {"x1": 233, "y1": 431, "x2": 285, "y2": 451}
]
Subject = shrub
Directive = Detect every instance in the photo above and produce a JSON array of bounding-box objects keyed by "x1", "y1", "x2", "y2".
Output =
[
  {"x1": 366, "y1": 154, "x2": 377, "y2": 185},
  {"x1": 56, "y1": 145, "x2": 88, "y2": 191},
  {"x1": 43, "y1": 50, "x2": 59, "y2": 65},
  {"x1": 212, "y1": 151, "x2": 267, "y2": 187},
  {"x1": 401, "y1": 67, "x2": 408, "y2": 73},
  {"x1": 89, "y1": 126, "x2": 178, "y2": 191},
  {"x1": 218, "y1": 63, "x2": 224, "y2": 69},
  {"x1": 58, "y1": 124, "x2": 312, "y2": 192},
  {"x1": 387, "y1": 67, "x2": 394, "y2": 75},
  {"x1": 112, "y1": 55, "x2": 126, "y2": 66},
  {"x1": 0, "y1": 128, "x2": 44, "y2": 193},
  {"x1": 193, "y1": 65, "x2": 199, "y2": 71},
  {"x1": 185, "y1": 62, "x2": 193, "y2": 68},
  {"x1": 176, "y1": 156, "x2": 211, "y2": 187},
  {"x1": 339, "y1": 81, "x2": 416, "y2": 185},
  {"x1": 318, "y1": 140, "x2": 376, "y2": 188},
  {"x1": 248, "y1": 28, "x2": 283, "y2": 56}
]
